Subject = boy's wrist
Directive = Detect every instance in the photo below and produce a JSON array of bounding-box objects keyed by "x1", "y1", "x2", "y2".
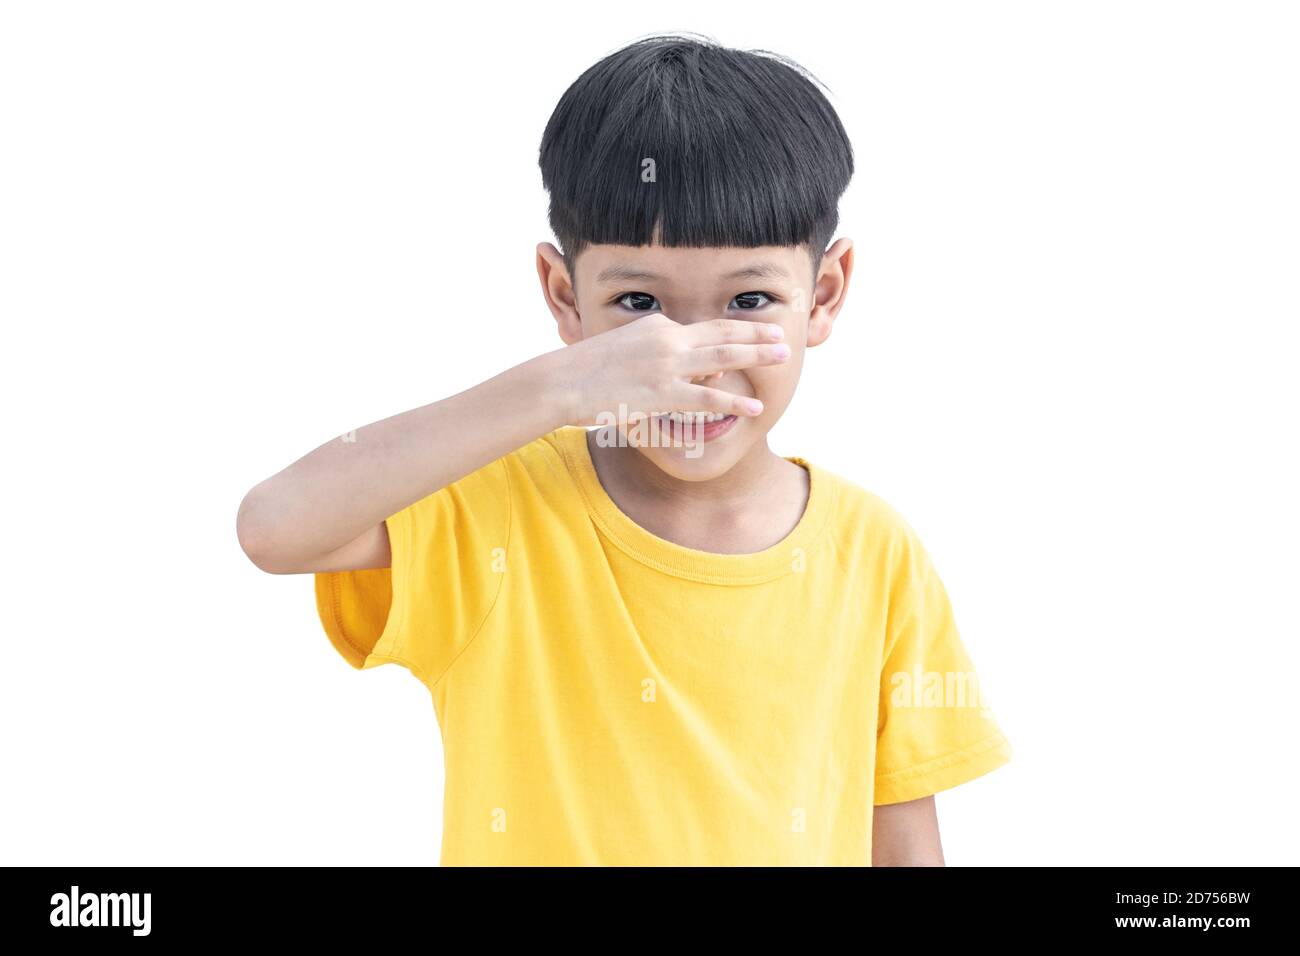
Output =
[{"x1": 518, "y1": 345, "x2": 579, "y2": 432}]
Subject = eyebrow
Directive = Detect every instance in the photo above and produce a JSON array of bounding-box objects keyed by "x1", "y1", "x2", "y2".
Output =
[{"x1": 594, "y1": 261, "x2": 790, "y2": 283}]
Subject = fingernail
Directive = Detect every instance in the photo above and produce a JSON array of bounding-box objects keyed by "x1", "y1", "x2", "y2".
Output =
[
  {"x1": 773, "y1": 344, "x2": 790, "y2": 358},
  {"x1": 767, "y1": 324, "x2": 784, "y2": 340},
  {"x1": 745, "y1": 398, "x2": 763, "y2": 415}
]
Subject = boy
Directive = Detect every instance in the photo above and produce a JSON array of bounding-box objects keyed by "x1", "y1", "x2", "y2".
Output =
[{"x1": 237, "y1": 34, "x2": 1011, "y2": 866}]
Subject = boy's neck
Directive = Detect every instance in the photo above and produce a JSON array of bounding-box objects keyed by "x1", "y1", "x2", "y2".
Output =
[{"x1": 585, "y1": 430, "x2": 811, "y2": 555}]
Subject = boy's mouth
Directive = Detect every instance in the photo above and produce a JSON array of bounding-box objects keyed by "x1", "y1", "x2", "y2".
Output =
[
  {"x1": 658, "y1": 410, "x2": 730, "y2": 425},
  {"x1": 651, "y1": 410, "x2": 739, "y2": 442}
]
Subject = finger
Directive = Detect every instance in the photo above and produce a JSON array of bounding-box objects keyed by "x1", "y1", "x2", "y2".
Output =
[
  {"x1": 682, "y1": 318, "x2": 785, "y2": 347},
  {"x1": 675, "y1": 383, "x2": 765, "y2": 417},
  {"x1": 685, "y1": 341, "x2": 791, "y2": 375}
]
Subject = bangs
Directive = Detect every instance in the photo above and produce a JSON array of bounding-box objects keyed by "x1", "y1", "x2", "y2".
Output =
[{"x1": 539, "y1": 34, "x2": 854, "y2": 276}]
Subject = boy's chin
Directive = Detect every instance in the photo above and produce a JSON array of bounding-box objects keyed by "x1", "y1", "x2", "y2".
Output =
[{"x1": 632, "y1": 432, "x2": 752, "y2": 481}]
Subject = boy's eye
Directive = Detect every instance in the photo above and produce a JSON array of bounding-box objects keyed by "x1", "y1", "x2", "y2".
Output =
[
  {"x1": 616, "y1": 292, "x2": 661, "y2": 312},
  {"x1": 732, "y1": 291, "x2": 774, "y2": 310},
  {"x1": 614, "y1": 291, "x2": 776, "y2": 312}
]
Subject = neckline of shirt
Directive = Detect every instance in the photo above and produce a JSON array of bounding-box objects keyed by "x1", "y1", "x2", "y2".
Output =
[{"x1": 548, "y1": 425, "x2": 836, "y2": 586}]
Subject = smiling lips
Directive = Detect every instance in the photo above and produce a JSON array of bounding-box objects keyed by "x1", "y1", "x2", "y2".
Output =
[
  {"x1": 658, "y1": 410, "x2": 731, "y2": 425},
  {"x1": 652, "y1": 410, "x2": 740, "y2": 442}
]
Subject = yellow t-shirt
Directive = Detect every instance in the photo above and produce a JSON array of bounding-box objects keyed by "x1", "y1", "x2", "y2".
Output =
[{"x1": 314, "y1": 425, "x2": 1011, "y2": 865}]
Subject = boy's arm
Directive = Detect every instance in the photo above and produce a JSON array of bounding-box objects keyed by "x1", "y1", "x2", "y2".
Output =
[
  {"x1": 235, "y1": 349, "x2": 568, "y2": 574},
  {"x1": 872, "y1": 796, "x2": 945, "y2": 866},
  {"x1": 235, "y1": 314, "x2": 786, "y2": 574}
]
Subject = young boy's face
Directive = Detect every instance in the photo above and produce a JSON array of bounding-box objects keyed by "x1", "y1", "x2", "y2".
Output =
[{"x1": 539, "y1": 238, "x2": 853, "y2": 482}]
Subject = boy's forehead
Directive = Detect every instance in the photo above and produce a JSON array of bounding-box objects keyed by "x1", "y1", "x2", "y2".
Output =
[{"x1": 578, "y1": 243, "x2": 807, "y2": 286}]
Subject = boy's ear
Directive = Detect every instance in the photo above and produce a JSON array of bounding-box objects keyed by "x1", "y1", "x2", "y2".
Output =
[
  {"x1": 807, "y1": 237, "x2": 854, "y2": 348},
  {"x1": 536, "y1": 242, "x2": 584, "y2": 345}
]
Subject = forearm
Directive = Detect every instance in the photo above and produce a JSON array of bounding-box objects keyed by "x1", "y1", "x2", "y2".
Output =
[{"x1": 236, "y1": 347, "x2": 570, "y2": 570}]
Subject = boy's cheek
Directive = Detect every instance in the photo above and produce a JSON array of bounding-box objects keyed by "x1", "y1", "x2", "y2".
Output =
[
  {"x1": 576, "y1": 311, "x2": 626, "y2": 336},
  {"x1": 769, "y1": 303, "x2": 811, "y2": 345},
  {"x1": 747, "y1": 352, "x2": 804, "y2": 403}
]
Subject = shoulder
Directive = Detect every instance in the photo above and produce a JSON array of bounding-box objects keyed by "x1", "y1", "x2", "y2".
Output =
[
  {"x1": 396, "y1": 431, "x2": 570, "y2": 526},
  {"x1": 427, "y1": 427, "x2": 578, "y2": 502},
  {"x1": 393, "y1": 428, "x2": 583, "y2": 561},
  {"x1": 503, "y1": 426, "x2": 585, "y2": 493},
  {"x1": 806, "y1": 460, "x2": 930, "y2": 569},
  {"x1": 448, "y1": 427, "x2": 590, "y2": 521}
]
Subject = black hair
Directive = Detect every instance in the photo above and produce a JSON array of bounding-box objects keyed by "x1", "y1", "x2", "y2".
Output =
[{"x1": 538, "y1": 33, "x2": 854, "y2": 287}]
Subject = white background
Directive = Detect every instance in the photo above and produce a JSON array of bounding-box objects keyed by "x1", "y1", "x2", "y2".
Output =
[{"x1": 2, "y1": 1, "x2": 1296, "y2": 865}]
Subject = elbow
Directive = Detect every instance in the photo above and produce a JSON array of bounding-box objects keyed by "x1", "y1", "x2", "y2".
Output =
[{"x1": 236, "y1": 485, "x2": 280, "y2": 573}]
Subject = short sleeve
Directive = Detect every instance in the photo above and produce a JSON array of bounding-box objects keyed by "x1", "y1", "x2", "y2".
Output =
[
  {"x1": 873, "y1": 521, "x2": 1012, "y2": 805},
  {"x1": 313, "y1": 455, "x2": 512, "y2": 686}
]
